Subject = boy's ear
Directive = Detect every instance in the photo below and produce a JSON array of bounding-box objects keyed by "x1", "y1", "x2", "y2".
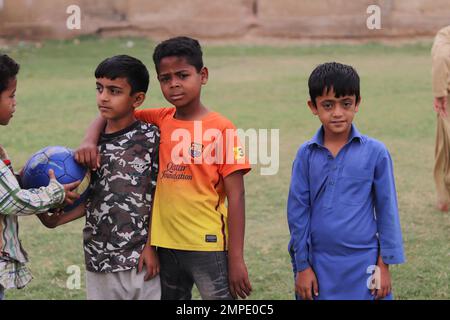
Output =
[
  {"x1": 355, "y1": 96, "x2": 361, "y2": 113},
  {"x1": 308, "y1": 100, "x2": 318, "y2": 115},
  {"x1": 200, "y1": 67, "x2": 208, "y2": 85},
  {"x1": 132, "y1": 92, "x2": 146, "y2": 108}
]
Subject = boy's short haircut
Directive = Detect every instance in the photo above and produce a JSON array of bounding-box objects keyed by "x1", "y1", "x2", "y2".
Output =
[
  {"x1": 95, "y1": 55, "x2": 149, "y2": 94},
  {"x1": 0, "y1": 54, "x2": 20, "y2": 94},
  {"x1": 153, "y1": 36, "x2": 203, "y2": 73},
  {"x1": 308, "y1": 62, "x2": 360, "y2": 106}
]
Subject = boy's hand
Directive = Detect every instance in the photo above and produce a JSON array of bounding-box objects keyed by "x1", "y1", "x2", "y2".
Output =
[
  {"x1": 48, "y1": 169, "x2": 80, "y2": 206},
  {"x1": 296, "y1": 267, "x2": 319, "y2": 300},
  {"x1": 138, "y1": 244, "x2": 160, "y2": 281},
  {"x1": 74, "y1": 142, "x2": 100, "y2": 171},
  {"x1": 371, "y1": 258, "x2": 392, "y2": 300},
  {"x1": 228, "y1": 257, "x2": 252, "y2": 299},
  {"x1": 434, "y1": 96, "x2": 448, "y2": 118},
  {"x1": 37, "y1": 209, "x2": 63, "y2": 229}
]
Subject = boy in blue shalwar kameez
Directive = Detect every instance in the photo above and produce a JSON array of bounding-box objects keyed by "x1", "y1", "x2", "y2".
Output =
[{"x1": 287, "y1": 62, "x2": 405, "y2": 300}]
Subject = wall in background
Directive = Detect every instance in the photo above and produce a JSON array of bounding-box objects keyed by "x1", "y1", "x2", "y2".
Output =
[{"x1": 1, "y1": 0, "x2": 449, "y2": 41}]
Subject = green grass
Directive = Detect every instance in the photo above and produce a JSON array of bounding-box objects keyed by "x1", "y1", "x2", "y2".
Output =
[{"x1": 1, "y1": 37, "x2": 448, "y2": 300}]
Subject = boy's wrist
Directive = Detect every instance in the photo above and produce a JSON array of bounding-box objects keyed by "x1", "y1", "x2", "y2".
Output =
[
  {"x1": 379, "y1": 247, "x2": 405, "y2": 265},
  {"x1": 228, "y1": 255, "x2": 244, "y2": 263},
  {"x1": 227, "y1": 248, "x2": 244, "y2": 261},
  {"x1": 296, "y1": 260, "x2": 311, "y2": 272},
  {"x1": 48, "y1": 179, "x2": 66, "y2": 205},
  {"x1": 377, "y1": 256, "x2": 389, "y2": 269}
]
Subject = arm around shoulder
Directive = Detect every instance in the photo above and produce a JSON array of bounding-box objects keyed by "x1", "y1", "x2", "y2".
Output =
[{"x1": 75, "y1": 115, "x2": 106, "y2": 170}]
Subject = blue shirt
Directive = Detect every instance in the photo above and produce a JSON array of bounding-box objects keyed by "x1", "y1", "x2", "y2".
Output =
[{"x1": 287, "y1": 125, "x2": 405, "y2": 273}]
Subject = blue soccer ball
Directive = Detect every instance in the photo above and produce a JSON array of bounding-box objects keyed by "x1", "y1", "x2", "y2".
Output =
[{"x1": 21, "y1": 146, "x2": 90, "y2": 212}]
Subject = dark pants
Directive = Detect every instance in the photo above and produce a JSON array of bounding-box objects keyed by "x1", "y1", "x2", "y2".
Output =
[
  {"x1": 0, "y1": 285, "x2": 4, "y2": 300},
  {"x1": 158, "y1": 248, "x2": 234, "y2": 300}
]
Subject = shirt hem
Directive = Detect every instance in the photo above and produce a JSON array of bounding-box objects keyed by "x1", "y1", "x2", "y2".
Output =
[
  {"x1": 153, "y1": 243, "x2": 227, "y2": 252},
  {"x1": 85, "y1": 265, "x2": 138, "y2": 273}
]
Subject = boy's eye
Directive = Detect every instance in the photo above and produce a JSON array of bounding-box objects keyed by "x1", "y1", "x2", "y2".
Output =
[
  {"x1": 110, "y1": 88, "x2": 121, "y2": 95},
  {"x1": 179, "y1": 73, "x2": 188, "y2": 79},
  {"x1": 322, "y1": 103, "x2": 333, "y2": 109},
  {"x1": 343, "y1": 101, "x2": 353, "y2": 108},
  {"x1": 96, "y1": 86, "x2": 102, "y2": 93},
  {"x1": 158, "y1": 74, "x2": 170, "y2": 82}
]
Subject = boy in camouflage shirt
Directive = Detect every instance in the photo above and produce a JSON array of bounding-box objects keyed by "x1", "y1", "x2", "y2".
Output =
[{"x1": 41, "y1": 55, "x2": 160, "y2": 300}]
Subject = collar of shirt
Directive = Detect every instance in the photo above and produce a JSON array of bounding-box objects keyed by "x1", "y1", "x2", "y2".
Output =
[{"x1": 307, "y1": 124, "x2": 366, "y2": 149}]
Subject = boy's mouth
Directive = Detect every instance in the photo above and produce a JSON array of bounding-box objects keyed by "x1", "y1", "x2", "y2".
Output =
[
  {"x1": 331, "y1": 120, "x2": 346, "y2": 124},
  {"x1": 170, "y1": 93, "x2": 184, "y2": 100}
]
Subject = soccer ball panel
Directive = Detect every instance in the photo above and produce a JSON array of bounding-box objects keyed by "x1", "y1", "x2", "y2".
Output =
[{"x1": 22, "y1": 146, "x2": 90, "y2": 212}]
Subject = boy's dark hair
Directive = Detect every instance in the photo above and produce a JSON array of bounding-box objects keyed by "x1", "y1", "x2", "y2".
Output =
[
  {"x1": 95, "y1": 55, "x2": 149, "y2": 94},
  {"x1": 308, "y1": 62, "x2": 360, "y2": 106},
  {"x1": 153, "y1": 36, "x2": 203, "y2": 73},
  {"x1": 0, "y1": 54, "x2": 20, "y2": 94}
]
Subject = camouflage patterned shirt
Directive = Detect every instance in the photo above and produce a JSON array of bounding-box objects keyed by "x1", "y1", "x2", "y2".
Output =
[{"x1": 84, "y1": 121, "x2": 159, "y2": 273}]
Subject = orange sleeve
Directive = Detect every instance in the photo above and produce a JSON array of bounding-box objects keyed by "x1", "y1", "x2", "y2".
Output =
[
  {"x1": 134, "y1": 108, "x2": 166, "y2": 127},
  {"x1": 218, "y1": 123, "x2": 251, "y2": 178}
]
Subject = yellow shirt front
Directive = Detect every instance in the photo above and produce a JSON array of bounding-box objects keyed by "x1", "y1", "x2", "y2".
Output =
[{"x1": 135, "y1": 108, "x2": 251, "y2": 251}]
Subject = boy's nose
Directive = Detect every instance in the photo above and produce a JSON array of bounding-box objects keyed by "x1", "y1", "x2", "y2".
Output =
[
  {"x1": 333, "y1": 106, "x2": 344, "y2": 117},
  {"x1": 170, "y1": 79, "x2": 180, "y2": 88},
  {"x1": 99, "y1": 91, "x2": 109, "y2": 101}
]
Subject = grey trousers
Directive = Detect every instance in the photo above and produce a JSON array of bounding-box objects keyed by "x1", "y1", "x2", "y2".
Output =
[
  {"x1": 158, "y1": 248, "x2": 234, "y2": 300},
  {"x1": 86, "y1": 269, "x2": 161, "y2": 300}
]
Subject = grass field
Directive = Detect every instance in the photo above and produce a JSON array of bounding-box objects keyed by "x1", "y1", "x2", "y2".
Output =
[{"x1": 1, "y1": 37, "x2": 449, "y2": 300}]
